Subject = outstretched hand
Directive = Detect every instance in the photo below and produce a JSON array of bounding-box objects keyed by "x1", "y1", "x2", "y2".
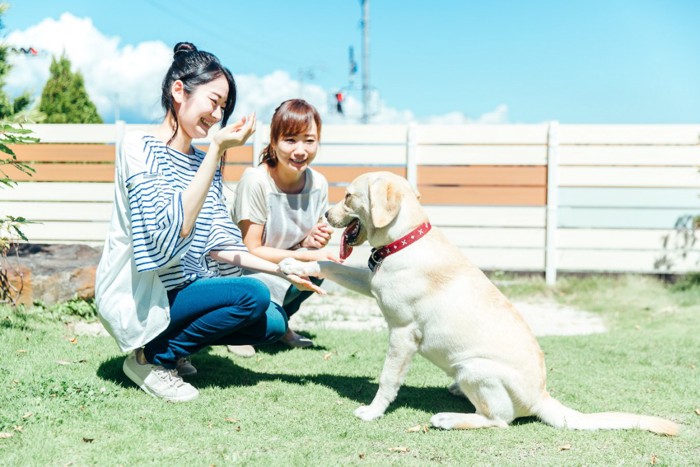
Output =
[
  {"x1": 286, "y1": 273, "x2": 326, "y2": 295},
  {"x1": 213, "y1": 112, "x2": 256, "y2": 153}
]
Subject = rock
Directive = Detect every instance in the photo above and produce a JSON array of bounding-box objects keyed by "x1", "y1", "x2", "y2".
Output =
[{"x1": 4, "y1": 243, "x2": 102, "y2": 306}]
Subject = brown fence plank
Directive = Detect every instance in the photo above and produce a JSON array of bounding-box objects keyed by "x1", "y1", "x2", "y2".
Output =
[
  {"x1": 418, "y1": 166, "x2": 547, "y2": 186},
  {"x1": 222, "y1": 165, "x2": 250, "y2": 182},
  {"x1": 9, "y1": 143, "x2": 253, "y2": 164},
  {"x1": 10, "y1": 144, "x2": 115, "y2": 162},
  {"x1": 7, "y1": 163, "x2": 115, "y2": 182},
  {"x1": 417, "y1": 186, "x2": 546, "y2": 205},
  {"x1": 196, "y1": 145, "x2": 254, "y2": 163}
]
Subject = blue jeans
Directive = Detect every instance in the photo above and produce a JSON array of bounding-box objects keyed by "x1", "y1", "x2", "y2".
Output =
[{"x1": 143, "y1": 276, "x2": 288, "y2": 368}]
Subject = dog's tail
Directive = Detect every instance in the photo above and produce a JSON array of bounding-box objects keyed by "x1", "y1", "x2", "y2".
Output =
[{"x1": 533, "y1": 393, "x2": 679, "y2": 436}]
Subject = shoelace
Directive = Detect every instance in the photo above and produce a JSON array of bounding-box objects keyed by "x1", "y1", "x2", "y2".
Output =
[{"x1": 154, "y1": 366, "x2": 185, "y2": 387}]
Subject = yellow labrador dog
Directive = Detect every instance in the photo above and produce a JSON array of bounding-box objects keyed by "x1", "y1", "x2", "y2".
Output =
[{"x1": 280, "y1": 171, "x2": 679, "y2": 435}]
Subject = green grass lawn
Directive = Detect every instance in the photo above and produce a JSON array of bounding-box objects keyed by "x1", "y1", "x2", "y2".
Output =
[{"x1": 1, "y1": 275, "x2": 699, "y2": 465}]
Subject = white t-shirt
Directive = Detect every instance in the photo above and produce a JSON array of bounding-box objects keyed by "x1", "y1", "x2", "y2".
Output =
[
  {"x1": 232, "y1": 165, "x2": 329, "y2": 302},
  {"x1": 233, "y1": 165, "x2": 328, "y2": 249}
]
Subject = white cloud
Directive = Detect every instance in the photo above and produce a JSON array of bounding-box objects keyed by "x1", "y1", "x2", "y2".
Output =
[
  {"x1": 6, "y1": 13, "x2": 170, "y2": 122},
  {"x1": 4, "y1": 13, "x2": 508, "y2": 125}
]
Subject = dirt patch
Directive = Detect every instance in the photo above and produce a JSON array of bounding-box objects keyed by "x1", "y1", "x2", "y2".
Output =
[{"x1": 290, "y1": 290, "x2": 607, "y2": 337}]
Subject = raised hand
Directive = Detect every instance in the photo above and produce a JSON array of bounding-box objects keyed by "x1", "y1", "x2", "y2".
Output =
[
  {"x1": 213, "y1": 112, "x2": 256, "y2": 153},
  {"x1": 300, "y1": 222, "x2": 334, "y2": 249}
]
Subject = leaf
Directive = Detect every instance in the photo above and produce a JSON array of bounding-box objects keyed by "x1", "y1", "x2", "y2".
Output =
[
  {"x1": 559, "y1": 444, "x2": 572, "y2": 451},
  {"x1": 650, "y1": 454, "x2": 658, "y2": 464},
  {"x1": 82, "y1": 437, "x2": 94, "y2": 443},
  {"x1": 224, "y1": 418, "x2": 240, "y2": 423},
  {"x1": 406, "y1": 424, "x2": 422, "y2": 433},
  {"x1": 56, "y1": 360, "x2": 72, "y2": 365},
  {"x1": 323, "y1": 352, "x2": 333, "y2": 361},
  {"x1": 0, "y1": 432, "x2": 13, "y2": 439},
  {"x1": 13, "y1": 426, "x2": 23, "y2": 432},
  {"x1": 0, "y1": 143, "x2": 15, "y2": 157},
  {"x1": 16, "y1": 349, "x2": 27, "y2": 354},
  {"x1": 69, "y1": 337, "x2": 78, "y2": 344},
  {"x1": 694, "y1": 408, "x2": 700, "y2": 416},
  {"x1": 22, "y1": 412, "x2": 33, "y2": 419}
]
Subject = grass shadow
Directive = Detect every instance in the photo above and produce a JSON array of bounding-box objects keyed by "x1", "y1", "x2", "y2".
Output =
[{"x1": 96, "y1": 349, "x2": 476, "y2": 416}]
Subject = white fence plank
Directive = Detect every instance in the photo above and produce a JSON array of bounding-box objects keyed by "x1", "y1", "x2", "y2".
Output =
[
  {"x1": 423, "y1": 206, "x2": 546, "y2": 227},
  {"x1": 559, "y1": 145, "x2": 700, "y2": 166},
  {"x1": 417, "y1": 145, "x2": 546, "y2": 165},
  {"x1": 559, "y1": 125, "x2": 700, "y2": 145},
  {"x1": 559, "y1": 187, "x2": 700, "y2": 208},
  {"x1": 316, "y1": 145, "x2": 406, "y2": 165},
  {"x1": 24, "y1": 124, "x2": 118, "y2": 143},
  {"x1": 559, "y1": 167, "x2": 700, "y2": 188},
  {"x1": 321, "y1": 125, "x2": 408, "y2": 144},
  {"x1": 558, "y1": 228, "x2": 696, "y2": 250},
  {"x1": 415, "y1": 124, "x2": 549, "y2": 144},
  {"x1": 0, "y1": 182, "x2": 115, "y2": 202},
  {"x1": 20, "y1": 221, "x2": 109, "y2": 242},
  {"x1": 2, "y1": 202, "x2": 112, "y2": 221},
  {"x1": 558, "y1": 207, "x2": 699, "y2": 229}
]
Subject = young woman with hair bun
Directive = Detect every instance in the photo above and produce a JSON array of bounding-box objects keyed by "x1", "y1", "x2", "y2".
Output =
[
  {"x1": 95, "y1": 43, "x2": 323, "y2": 402},
  {"x1": 228, "y1": 99, "x2": 337, "y2": 357}
]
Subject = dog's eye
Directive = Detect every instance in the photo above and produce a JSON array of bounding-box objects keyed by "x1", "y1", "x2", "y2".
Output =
[{"x1": 344, "y1": 193, "x2": 352, "y2": 202}]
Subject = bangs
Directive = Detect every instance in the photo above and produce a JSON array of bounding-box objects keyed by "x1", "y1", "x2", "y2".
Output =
[{"x1": 279, "y1": 112, "x2": 316, "y2": 137}]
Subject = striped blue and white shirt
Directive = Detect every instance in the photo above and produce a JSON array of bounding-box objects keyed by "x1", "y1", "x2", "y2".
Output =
[{"x1": 124, "y1": 132, "x2": 246, "y2": 290}]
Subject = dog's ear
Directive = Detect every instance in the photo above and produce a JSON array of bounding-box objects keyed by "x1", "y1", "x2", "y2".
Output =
[{"x1": 369, "y1": 178, "x2": 401, "y2": 228}]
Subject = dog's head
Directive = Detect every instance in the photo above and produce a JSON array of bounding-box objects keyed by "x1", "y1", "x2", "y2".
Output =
[{"x1": 327, "y1": 171, "x2": 422, "y2": 259}]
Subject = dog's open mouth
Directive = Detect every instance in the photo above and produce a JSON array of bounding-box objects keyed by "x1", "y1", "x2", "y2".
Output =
[{"x1": 340, "y1": 218, "x2": 361, "y2": 260}]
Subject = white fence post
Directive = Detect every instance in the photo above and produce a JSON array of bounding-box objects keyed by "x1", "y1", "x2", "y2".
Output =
[
  {"x1": 252, "y1": 121, "x2": 262, "y2": 166},
  {"x1": 115, "y1": 120, "x2": 126, "y2": 159},
  {"x1": 406, "y1": 124, "x2": 417, "y2": 190},
  {"x1": 545, "y1": 121, "x2": 559, "y2": 285}
]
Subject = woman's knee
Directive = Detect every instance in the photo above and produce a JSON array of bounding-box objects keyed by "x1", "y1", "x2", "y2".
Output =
[{"x1": 235, "y1": 277, "x2": 271, "y2": 321}]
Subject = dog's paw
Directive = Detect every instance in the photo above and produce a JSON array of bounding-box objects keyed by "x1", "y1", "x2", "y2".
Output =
[
  {"x1": 279, "y1": 257, "x2": 320, "y2": 277},
  {"x1": 430, "y1": 412, "x2": 460, "y2": 430},
  {"x1": 353, "y1": 405, "x2": 384, "y2": 421}
]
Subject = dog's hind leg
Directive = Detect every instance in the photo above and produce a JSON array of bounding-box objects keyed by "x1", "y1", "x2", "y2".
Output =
[
  {"x1": 431, "y1": 375, "x2": 515, "y2": 430},
  {"x1": 354, "y1": 325, "x2": 420, "y2": 421},
  {"x1": 430, "y1": 412, "x2": 508, "y2": 430}
]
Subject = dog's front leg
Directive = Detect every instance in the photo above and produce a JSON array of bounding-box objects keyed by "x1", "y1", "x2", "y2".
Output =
[{"x1": 355, "y1": 325, "x2": 419, "y2": 421}]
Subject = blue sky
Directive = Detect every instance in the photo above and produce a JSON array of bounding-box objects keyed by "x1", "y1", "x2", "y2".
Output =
[{"x1": 3, "y1": 0, "x2": 699, "y2": 124}]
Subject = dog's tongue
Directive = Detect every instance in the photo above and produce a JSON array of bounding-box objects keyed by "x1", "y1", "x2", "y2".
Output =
[
  {"x1": 340, "y1": 228, "x2": 353, "y2": 260},
  {"x1": 340, "y1": 221, "x2": 356, "y2": 260}
]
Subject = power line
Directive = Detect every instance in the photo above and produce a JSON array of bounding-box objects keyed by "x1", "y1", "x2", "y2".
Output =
[{"x1": 143, "y1": 0, "x2": 300, "y2": 70}]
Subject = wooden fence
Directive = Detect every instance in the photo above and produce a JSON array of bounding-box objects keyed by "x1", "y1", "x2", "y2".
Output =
[{"x1": 1, "y1": 122, "x2": 699, "y2": 282}]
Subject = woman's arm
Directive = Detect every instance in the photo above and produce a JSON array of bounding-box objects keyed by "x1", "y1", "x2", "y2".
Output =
[
  {"x1": 209, "y1": 249, "x2": 325, "y2": 294},
  {"x1": 180, "y1": 114, "x2": 256, "y2": 238},
  {"x1": 239, "y1": 220, "x2": 338, "y2": 263}
]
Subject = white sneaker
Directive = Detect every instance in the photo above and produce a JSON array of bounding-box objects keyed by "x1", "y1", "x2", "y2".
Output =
[
  {"x1": 123, "y1": 350, "x2": 199, "y2": 402},
  {"x1": 176, "y1": 357, "x2": 197, "y2": 377},
  {"x1": 227, "y1": 345, "x2": 256, "y2": 357}
]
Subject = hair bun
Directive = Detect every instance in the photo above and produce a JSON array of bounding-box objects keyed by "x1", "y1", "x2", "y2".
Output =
[{"x1": 173, "y1": 42, "x2": 197, "y2": 58}]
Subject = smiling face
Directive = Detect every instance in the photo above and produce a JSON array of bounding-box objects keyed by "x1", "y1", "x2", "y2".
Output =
[
  {"x1": 175, "y1": 74, "x2": 229, "y2": 140},
  {"x1": 271, "y1": 119, "x2": 319, "y2": 177}
]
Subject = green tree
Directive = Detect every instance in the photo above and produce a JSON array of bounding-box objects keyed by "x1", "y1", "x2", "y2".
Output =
[{"x1": 39, "y1": 54, "x2": 103, "y2": 123}]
